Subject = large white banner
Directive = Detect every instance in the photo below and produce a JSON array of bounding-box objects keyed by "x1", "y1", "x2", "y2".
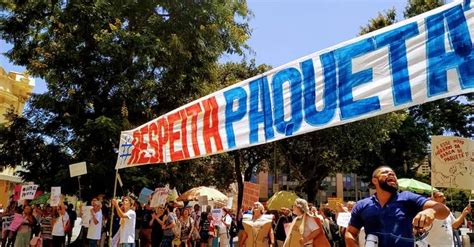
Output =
[
  {"x1": 431, "y1": 136, "x2": 474, "y2": 189},
  {"x1": 116, "y1": 0, "x2": 474, "y2": 169}
]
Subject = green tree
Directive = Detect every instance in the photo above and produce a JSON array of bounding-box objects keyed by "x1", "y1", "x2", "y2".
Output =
[
  {"x1": 279, "y1": 114, "x2": 405, "y2": 202},
  {"x1": 0, "y1": 0, "x2": 251, "y2": 198}
]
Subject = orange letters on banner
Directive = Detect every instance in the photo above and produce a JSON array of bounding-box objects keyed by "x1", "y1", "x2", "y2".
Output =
[
  {"x1": 168, "y1": 111, "x2": 184, "y2": 161},
  {"x1": 149, "y1": 122, "x2": 159, "y2": 163},
  {"x1": 185, "y1": 103, "x2": 202, "y2": 157},
  {"x1": 137, "y1": 126, "x2": 150, "y2": 163},
  {"x1": 202, "y1": 96, "x2": 223, "y2": 154},
  {"x1": 180, "y1": 109, "x2": 190, "y2": 159},
  {"x1": 128, "y1": 130, "x2": 141, "y2": 164},
  {"x1": 156, "y1": 117, "x2": 169, "y2": 162}
]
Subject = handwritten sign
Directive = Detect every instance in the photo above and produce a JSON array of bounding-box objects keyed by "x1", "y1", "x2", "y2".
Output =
[
  {"x1": 69, "y1": 161, "x2": 87, "y2": 177},
  {"x1": 81, "y1": 206, "x2": 92, "y2": 227},
  {"x1": 150, "y1": 187, "x2": 169, "y2": 207},
  {"x1": 211, "y1": 208, "x2": 223, "y2": 224},
  {"x1": 1, "y1": 216, "x2": 14, "y2": 233},
  {"x1": 20, "y1": 185, "x2": 39, "y2": 200},
  {"x1": 198, "y1": 195, "x2": 208, "y2": 206},
  {"x1": 116, "y1": 0, "x2": 474, "y2": 169},
  {"x1": 337, "y1": 212, "x2": 352, "y2": 228},
  {"x1": 242, "y1": 182, "x2": 260, "y2": 210},
  {"x1": 431, "y1": 136, "x2": 474, "y2": 189},
  {"x1": 327, "y1": 197, "x2": 343, "y2": 211},
  {"x1": 50, "y1": 187, "x2": 61, "y2": 206}
]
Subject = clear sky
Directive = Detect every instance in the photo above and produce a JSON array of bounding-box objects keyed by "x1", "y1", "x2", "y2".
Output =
[{"x1": 0, "y1": 0, "x2": 407, "y2": 94}]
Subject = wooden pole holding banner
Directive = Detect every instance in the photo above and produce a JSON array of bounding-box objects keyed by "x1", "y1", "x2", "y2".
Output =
[{"x1": 109, "y1": 169, "x2": 118, "y2": 247}]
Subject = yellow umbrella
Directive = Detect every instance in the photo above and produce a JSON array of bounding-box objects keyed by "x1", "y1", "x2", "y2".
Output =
[
  {"x1": 266, "y1": 191, "x2": 299, "y2": 211},
  {"x1": 177, "y1": 186, "x2": 228, "y2": 202}
]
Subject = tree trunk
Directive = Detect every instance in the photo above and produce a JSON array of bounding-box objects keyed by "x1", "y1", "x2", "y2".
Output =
[
  {"x1": 304, "y1": 177, "x2": 322, "y2": 204},
  {"x1": 234, "y1": 151, "x2": 244, "y2": 214}
]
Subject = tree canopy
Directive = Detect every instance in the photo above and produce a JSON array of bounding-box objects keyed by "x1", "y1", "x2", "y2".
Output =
[{"x1": 0, "y1": 0, "x2": 251, "y2": 198}]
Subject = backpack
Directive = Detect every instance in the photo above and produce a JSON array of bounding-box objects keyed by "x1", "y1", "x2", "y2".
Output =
[{"x1": 228, "y1": 215, "x2": 238, "y2": 238}]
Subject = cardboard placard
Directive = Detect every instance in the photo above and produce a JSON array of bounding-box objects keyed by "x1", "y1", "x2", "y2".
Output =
[
  {"x1": 327, "y1": 197, "x2": 343, "y2": 211},
  {"x1": 431, "y1": 136, "x2": 474, "y2": 190},
  {"x1": 81, "y1": 206, "x2": 92, "y2": 227},
  {"x1": 336, "y1": 212, "x2": 351, "y2": 228},
  {"x1": 138, "y1": 187, "x2": 154, "y2": 205},
  {"x1": 242, "y1": 182, "x2": 260, "y2": 210},
  {"x1": 50, "y1": 187, "x2": 61, "y2": 207},
  {"x1": 69, "y1": 161, "x2": 87, "y2": 177},
  {"x1": 2, "y1": 216, "x2": 14, "y2": 232},
  {"x1": 198, "y1": 195, "x2": 208, "y2": 206},
  {"x1": 211, "y1": 208, "x2": 223, "y2": 224},
  {"x1": 20, "y1": 185, "x2": 39, "y2": 200},
  {"x1": 150, "y1": 187, "x2": 169, "y2": 207}
]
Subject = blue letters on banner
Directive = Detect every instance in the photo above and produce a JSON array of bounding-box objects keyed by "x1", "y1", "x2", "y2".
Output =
[
  {"x1": 224, "y1": 87, "x2": 247, "y2": 148},
  {"x1": 117, "y1": 1, "x2": 474, "y2": 168},
  {"x1": 426, "y1": 4, "x2": 474, "y2": 96},
  {"x1": 272, "y1": 68, "x2": 303, "y2": 136},
  {"x1": 335, "y1": 38, "x2": 381, "y2": 120},
  {"x1": 301, "y1": 53, "x2": 337, "y2": 126},
  {"x1": 374, "y1": 22, "x2": 419, "y2": 106},
  {"x1": 249, "y1": 76, "x2": 275, "y2": 143}
]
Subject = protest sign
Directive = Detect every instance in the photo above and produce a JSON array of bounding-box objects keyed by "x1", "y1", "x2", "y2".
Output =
[
  {"x1": 242, "y1": 182, "x2": 260, "y2": 210},
  {"x1": 431, "y1": 136, "x2": 474, "y2": 189},
  {"x1": 50, "y1": 187, "x2": 61, "y2": 207},
  {"x1": 327, "y1": 197, "x2": 343, "y2": 211},
  {"x1": 138, "y1": 187, "x2": 154, "y2": 205},
  {"x1": 337, "y1": 212, "x2": 352, "y2": 228},
  {"x1": 69, "y1": 162, "x2": 87, "y2": 177},
  {"x1": 20, "y1": 185, "x2": 39, "y2": 200},
  {"x1": 116, "y1": 0, "x2": 474, "y2": 169},
  {"x1": 150, "y1": 187, "x2": 169, "y2": 207},
  {"x1": 1, "y1": 216, "x2": 14, "y2": 234},
  {"x1": 211, "y1": 208, "x2": 223, "y2": 224},
  {"x1": 198, "y1": 195, "x2": 208, "y2": 206},
  {"x1": 226, "y1": 197, "x2": 233, "y2": 209},
  {"x1": 81, "y1": 206, "x2": 92, "y2": 227}
]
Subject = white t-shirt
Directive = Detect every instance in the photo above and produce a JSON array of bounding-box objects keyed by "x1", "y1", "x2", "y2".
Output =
[
  {"x1": 119, "y1": 209, "x2": 136, "y2": 244},
  {"x1": 426, "y1": 213, "x2": 455, "y2": 247},
  {"x1": 87, "y1": 210, "x2": 103, "y2": 240},
  {"x1": 218, "y1": 214, "x2": 232, "y2": 234},
  {"x1": 52, "y1": 212, "x2": 70, "y2": 236}
]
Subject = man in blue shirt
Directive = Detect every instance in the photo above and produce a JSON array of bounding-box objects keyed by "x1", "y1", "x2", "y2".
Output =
[{"x1": 345, "y1": 166, "x2": 450, "y2": 247}]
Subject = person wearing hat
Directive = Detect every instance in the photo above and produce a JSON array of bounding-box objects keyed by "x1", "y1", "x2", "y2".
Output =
[
  {"x1": 283, "y1": 199, "x2": 322, "y2": 247},
  {"x1": 239, "y1": 202, "x2": 274, "y2": 247}
]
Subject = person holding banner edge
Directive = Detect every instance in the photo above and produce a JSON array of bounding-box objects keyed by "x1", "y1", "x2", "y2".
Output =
[
  {"x1": 345, "y1": 166, "x2": 450, "y2": 247},
  {"x1": 112, "y1": 196, "x2": 137, "y2": 247}
]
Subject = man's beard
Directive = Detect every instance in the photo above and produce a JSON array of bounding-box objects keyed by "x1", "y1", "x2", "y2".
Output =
[{"x1": 379, "y1": 179, "x2": 398, "y2": 194}]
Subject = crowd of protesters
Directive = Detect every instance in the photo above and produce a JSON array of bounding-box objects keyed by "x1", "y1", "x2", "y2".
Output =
[
  {"x1": 0, "y1": 195, "x2": 110, "y2": 247},
  {"x1": 1, "y1": 166, "x2": 473, "y2": 247}
]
